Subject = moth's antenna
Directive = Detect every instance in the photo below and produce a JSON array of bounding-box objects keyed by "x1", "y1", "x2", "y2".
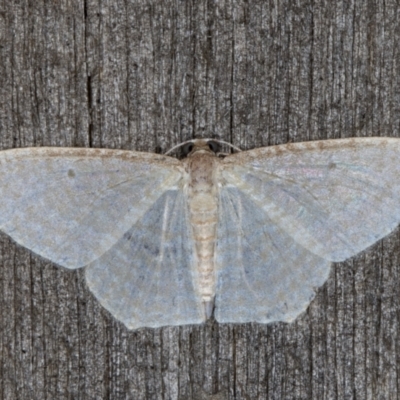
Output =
[
  {"x1": 164, "y1": 139, "x2": 196, "y2": 155},
  {"x1": 164, "y1": 138, "x2": 242, "y2": 156}
]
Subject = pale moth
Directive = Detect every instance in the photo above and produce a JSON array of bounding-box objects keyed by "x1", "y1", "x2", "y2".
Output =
[{"x1": 1, "y1": 137, "x2": 399, "y2": 330}]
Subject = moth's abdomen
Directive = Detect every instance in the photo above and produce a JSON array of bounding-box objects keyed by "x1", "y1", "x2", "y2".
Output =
[
  {"x1": 190, "y1": 194, "x2": 217, "y2": 300},
  {"x1": 184, "y1": 151, "x2": 220, "y2": 316}
]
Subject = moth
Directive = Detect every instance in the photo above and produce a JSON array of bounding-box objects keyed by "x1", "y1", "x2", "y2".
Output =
[{"x1": 1, "y1": 137, "x2": 400, "y2": 330}]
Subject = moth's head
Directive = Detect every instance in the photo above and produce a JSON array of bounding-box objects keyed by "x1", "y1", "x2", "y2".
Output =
[
  {"x1": 164, "y1": 138, "x2": 241, "y2": 158},
  {"x1": 181, "y1": 139, "x2": 220, "y2": 157}
]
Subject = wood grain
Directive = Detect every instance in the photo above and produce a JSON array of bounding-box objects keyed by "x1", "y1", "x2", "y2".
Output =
[{"x1": 1, "y1": 0, "x2": 400, "y2": 398}]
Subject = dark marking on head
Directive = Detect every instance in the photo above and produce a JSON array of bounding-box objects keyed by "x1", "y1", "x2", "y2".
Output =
[
  {"x1": 155, "y1": 145, "x2": 162, "y2": 154},
  {"x1": 68, "y1": 169, "x2": 76, "y2": 178},
  {"x1": 207, "y1": 140, "x2": 221, "y2": 154},
  {"x1": 181, "y1": 143, "x2": 195, "y2": 157}
]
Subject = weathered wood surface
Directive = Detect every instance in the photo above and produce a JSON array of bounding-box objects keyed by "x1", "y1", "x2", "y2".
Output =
[{"x1": 1, "y1": 0, "x2": 400, "y2": 399}]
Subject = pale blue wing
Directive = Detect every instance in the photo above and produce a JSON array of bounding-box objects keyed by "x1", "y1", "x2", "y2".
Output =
[
  {"x1": 215, "y1": 186, "x2": 330, "y2": 324},
  {"x1": 220, "y1": 137, "x2": 400, "y2": 262},
  {"x1": 85, "y1": 189, "x2": 204, "y2": 330},
  {"x1": 0, "y1": 147, "x2": 183, "y2": 268}
]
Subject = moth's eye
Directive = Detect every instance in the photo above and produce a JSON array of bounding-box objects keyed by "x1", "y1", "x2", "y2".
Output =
[
  {"x1": 181, "y1": 143, "x2": 194, "y2": 156},
  {"x1": 207, "y1": 141, "x2": 220, "y2": 153}
]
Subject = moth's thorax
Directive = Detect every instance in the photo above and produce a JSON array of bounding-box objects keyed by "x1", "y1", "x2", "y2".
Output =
[
  {"x1": 184, "y1": 151, "x2": 218, "y2": 191},
  {"x1": 183, "y1": 151, "x2": 221, "y2": 316}
]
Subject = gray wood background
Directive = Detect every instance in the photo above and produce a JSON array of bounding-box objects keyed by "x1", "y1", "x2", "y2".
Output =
[{"x1": 1, "y1": 0, "x2": 400, "y2": 399}]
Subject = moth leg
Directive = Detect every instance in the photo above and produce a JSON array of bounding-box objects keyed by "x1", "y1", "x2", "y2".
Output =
[{"x1": 203, "y1": 298, "x2": 215, "y2": 319}]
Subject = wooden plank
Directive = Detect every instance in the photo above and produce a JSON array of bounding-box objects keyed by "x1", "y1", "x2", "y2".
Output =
[{"x1": 1, "y1": 0, "x2": 400, "y2": 398}]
